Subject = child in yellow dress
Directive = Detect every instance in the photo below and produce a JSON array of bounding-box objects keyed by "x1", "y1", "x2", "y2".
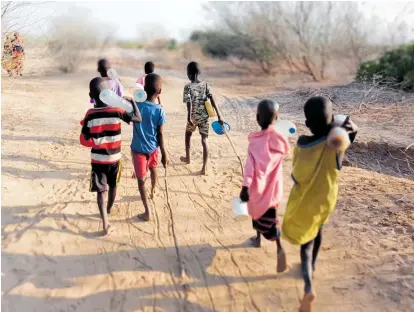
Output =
[{"x1": 281, "y1": 96, "x2": 358, "y2": 312}]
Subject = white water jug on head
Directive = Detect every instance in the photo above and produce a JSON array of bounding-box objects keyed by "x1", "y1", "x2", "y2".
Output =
[{"x1": 99, "y1": 89, "x2": 133, "y2": 113}]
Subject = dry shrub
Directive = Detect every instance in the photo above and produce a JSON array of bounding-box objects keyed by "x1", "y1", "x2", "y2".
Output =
[
  {"x1": 47, "y1": 8, "x2": 115, "y2": 73},
  {"x1": 181, "y1": 42, "x2": 204, "y2": 61}
]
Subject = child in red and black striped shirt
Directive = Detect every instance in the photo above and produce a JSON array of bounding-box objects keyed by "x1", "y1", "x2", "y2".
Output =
[{"x1": 80, "y1": 77, "x2": 141, "y2": 235}]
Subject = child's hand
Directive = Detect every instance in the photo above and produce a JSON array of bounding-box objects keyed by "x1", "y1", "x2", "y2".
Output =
[
  {"x1": 161, "y1": 153, "x2": 168, "y2": 168},
  {"x1": 123, "y1": 96, "x2": 134, "y2": 103},
  {"x1": 240, "y1": 186, "x2": 249, "y2": 202},
  {"x1": 342, "y1": 116, "x2": 358, "y2": 133},
  {"x1": 187, "y1": 117, "x2": 195, "y2": 127}
]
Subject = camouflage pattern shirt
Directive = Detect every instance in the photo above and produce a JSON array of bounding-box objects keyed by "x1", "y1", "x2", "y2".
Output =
[{"x1": 183, "y1": 81, "x2": 211, "y2": 123}]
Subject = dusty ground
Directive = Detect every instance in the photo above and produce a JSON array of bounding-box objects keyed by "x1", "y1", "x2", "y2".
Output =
[{"x1": 2, "y1": 49, "x2": 414, "y2": 311}]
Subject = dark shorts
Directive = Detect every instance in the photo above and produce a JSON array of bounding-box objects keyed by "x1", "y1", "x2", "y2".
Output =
[
  {"x1": 90, "y1": 161, "x2": 122, "y2": 192},
  {"x1": 252, "y1": 207, "x2": 280, "y2": 241},
  {"x1": 186, "y1": 119, "x2": 209, "y2": 136}
]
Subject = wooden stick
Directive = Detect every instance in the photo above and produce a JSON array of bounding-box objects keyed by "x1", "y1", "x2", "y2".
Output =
[{"x1": 222, "y1": 125, "x2": 244, "y2": 177}]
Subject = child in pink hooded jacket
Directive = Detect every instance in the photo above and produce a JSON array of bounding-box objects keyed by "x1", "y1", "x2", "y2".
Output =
[{"x1": 240, "y1": 99, "x2": 289, "y2": 273}]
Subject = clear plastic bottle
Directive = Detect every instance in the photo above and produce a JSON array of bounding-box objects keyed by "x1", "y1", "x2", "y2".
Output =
[{"x1": 99, "y1": 89, "x2": 133, "y2": 113}]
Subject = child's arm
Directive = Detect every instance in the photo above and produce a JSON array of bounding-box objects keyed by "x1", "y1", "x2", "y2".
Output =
[
  {"x1": 208, "y1": 94, "x2": 223, "y2": 124},
  {"x1": 240, "y1": 149, "x2": 255, "y2": 202},
  {"x1": 206, "y1": 82, "x2": 223, "y2": 124},
  {"x1": 157, "y1": 125, "x2": 168, "y2": 168},
  {"x1": 184, "y1": 85, "x2": 194, "y2": 126},
  {"x1": 123, "y1": 96, "x2": 142, "y2": 123},
  {"x1": 342, "y1": 116, "x2": 358, "y2": 143},
  {"x1": 80, "y1": 115, "x2": 95, "y2": 148}
]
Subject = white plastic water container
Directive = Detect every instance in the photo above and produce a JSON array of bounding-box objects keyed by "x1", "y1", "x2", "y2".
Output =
[
  {"x1": 274, "y1": 119, "x2": 296, "y2": 137},
  {"x1": 99, "y1": 89, "x2": 133, "y2": 113},
  {"x1": 133, "y1": 88, "x2": 147, "y2": 103},
  {"x1": 107, "y1": 68, "x2": 118, "y2": 80},
  {"x1": 232, "y1": 198, "x2": 249, "y2": 221},
  {"x1": 332, "y1": 114, "x2": 347, "y2": 127},
  {"x1": 327, "y1": 127, "x2": 351, "y2": 152},
  {"x1": 136, "y1": 82, "x2": 144, "y2": 90}
]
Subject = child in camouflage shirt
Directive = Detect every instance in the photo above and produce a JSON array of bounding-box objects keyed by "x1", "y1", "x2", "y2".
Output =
[{"x1": 180, "y1": 62, "x2": 223, "y2": 175}]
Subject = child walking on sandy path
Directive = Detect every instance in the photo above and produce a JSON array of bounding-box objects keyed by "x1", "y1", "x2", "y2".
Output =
[
  {"x1": 240, "y1": 99, "x2": 289, "y2": 273},
  {"x1": 180, "y1": 61, "x2": 223, "y2": 175},
  {"x1": 80, "y1": 77, "x2": 141, "y2": 235},
  {"x1": 281, "y1": 96, "x2": 358, "y2": 312},
  {"x1": 130, "y1": 73, "x2": 167, "y2": 221}
]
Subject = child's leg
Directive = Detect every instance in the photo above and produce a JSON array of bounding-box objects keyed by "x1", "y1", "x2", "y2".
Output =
[
  {"x1": 137, "y1": 178, "x2": 150, "y2": 221},
  {"x1": 149, "y1": 167, "x2": 157, "y2": 199},
  {"x1": 312, "y1": 228, "x2": 323, "y2": 272},
  {"x1": 274, "y1": 213, "x2": 287, "y2": 272},
  {"x1": 200, "y1": 133, "x2": 208, "y2": 175},
  {"x1": 299, "y1": 239, "x2": 316, "y2": 312},
  {"x1": 107, "y1": 185, "x2": 117, "y2": 214},
  {"x1": 132, "y1": 152, "x2": 151, "y2": 221},
  {"x1": 180, "y1": 131, "x2": 192, "y2": 164},
  {"x1": 275, "y1": 236, "x2": 287, "y2": 273},
  {"x1": 97, "y1": 191, "x2": 110, "y2": 234},
  {"x1": 131, "y1": 150, "x2": 136, "y2": 178},
  {"x1": 250, "y1": 230, "x2": 261, "y2": 248}
]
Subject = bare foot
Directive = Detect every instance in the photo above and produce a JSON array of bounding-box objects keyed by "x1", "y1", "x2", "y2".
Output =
[
  {"x1": 103, "y1": 224, "x2": 115, "y2": 236},
  {"x1": 149, "y1": 187, "x2": 156, "y2": 199},
  {"x1": 277, "y1": 249, "x2": 288, "y2": 273},
  {"x1": 299, "y1": 292, "x2": 316, "y2": 312},
  {"x1": 180, "y1": 156, "x2": 190, "y2": 164},
  {"x1": 107, "y1": 205, "x2": 118, "y2": 215},
  {"x1": 250, "y1": 236, "x2": 261, "y2": 248},
  {"x1": 200, "y1": 167, "x2": 208, "y2": 176},
  {"x1": 137, "y1": 212, "x2": 150, "y2": 222}
]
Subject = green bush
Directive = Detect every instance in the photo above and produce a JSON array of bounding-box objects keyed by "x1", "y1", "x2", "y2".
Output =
[
  {"x1": 189, "y1": 30, "x2": 277, "y2": 74},
  {"x1": 356, "y1": 43, "x2": 414, "y2": 91},
  {"x1": 168, "y1": 38, "x2": 177, "y2": 50},
  {"x1": 117, "y1": 40, "x2": 144, "y2": 50}
]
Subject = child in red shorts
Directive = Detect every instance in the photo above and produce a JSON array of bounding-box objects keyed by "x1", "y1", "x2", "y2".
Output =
[{"x1": 130, "y1": 73, "x2": 167, "y2": 221}]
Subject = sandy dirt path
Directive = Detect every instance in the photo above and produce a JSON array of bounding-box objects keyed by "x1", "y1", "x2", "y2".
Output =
[{"x1": 2, "y1": 70, "x2": 413, "y2": 312}]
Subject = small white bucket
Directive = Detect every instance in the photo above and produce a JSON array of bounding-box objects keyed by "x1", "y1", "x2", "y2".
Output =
[{"x1": 232, "y1": 198, "x2": 249, "y2": 221}]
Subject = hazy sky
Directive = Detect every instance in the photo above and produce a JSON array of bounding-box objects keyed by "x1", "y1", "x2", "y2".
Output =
[
  {"x1": 28, "y1": 1, "x2": 211, "y2": 41},
  {"x1": 14, "y1": 1, "x2": 414, "y2": 42}
]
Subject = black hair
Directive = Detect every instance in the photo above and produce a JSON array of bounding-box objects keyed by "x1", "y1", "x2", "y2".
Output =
[
  {"x1": 144, "y1": 73, "x2": 162, "y2": 97},
  {"x1": 187, "y1": 61, "x2": 200, "y2": 75},
  {"x1": 144, "y1": 61, "x2": 155, "y2": 74},
  {"x1": 97, "y1": 59, "x2": 109, "y2": 76},
  {"x1": 304, "y1": 96, "x2": 333, "y2": 136},
  {"x1": 89, "y1": 77, "x2": 105, "y2": 103},
  {"x1": 257, "y1": 99, "x2": 279, "y2": 130}
]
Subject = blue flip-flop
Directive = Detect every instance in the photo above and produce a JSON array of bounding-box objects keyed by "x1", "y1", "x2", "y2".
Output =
[{"x1": 212, "y1": 121, "x2": 231, "y2": 135}]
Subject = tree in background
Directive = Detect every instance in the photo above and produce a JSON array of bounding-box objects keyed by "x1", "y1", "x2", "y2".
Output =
[
  {"x1": 1, "y1": 1, "x2": 49, "y2": 41},
  {"x1": 48, "y1": 8, "x2": 116, "y2": 73},
  {"x1": 198, "y1": 1, "x2": 413, "y2": 80}
]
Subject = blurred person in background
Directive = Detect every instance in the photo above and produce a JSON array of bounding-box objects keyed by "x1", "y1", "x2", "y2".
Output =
[
  {"x1": 90, "y1": 58, "x2": 124, "y2": 105},
  {"x1": 137, "y1": 61, "x2": 161, "y2": 105},
  {"x1": 2, "y1": 32, "x2": 25, "y2": 77}
]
